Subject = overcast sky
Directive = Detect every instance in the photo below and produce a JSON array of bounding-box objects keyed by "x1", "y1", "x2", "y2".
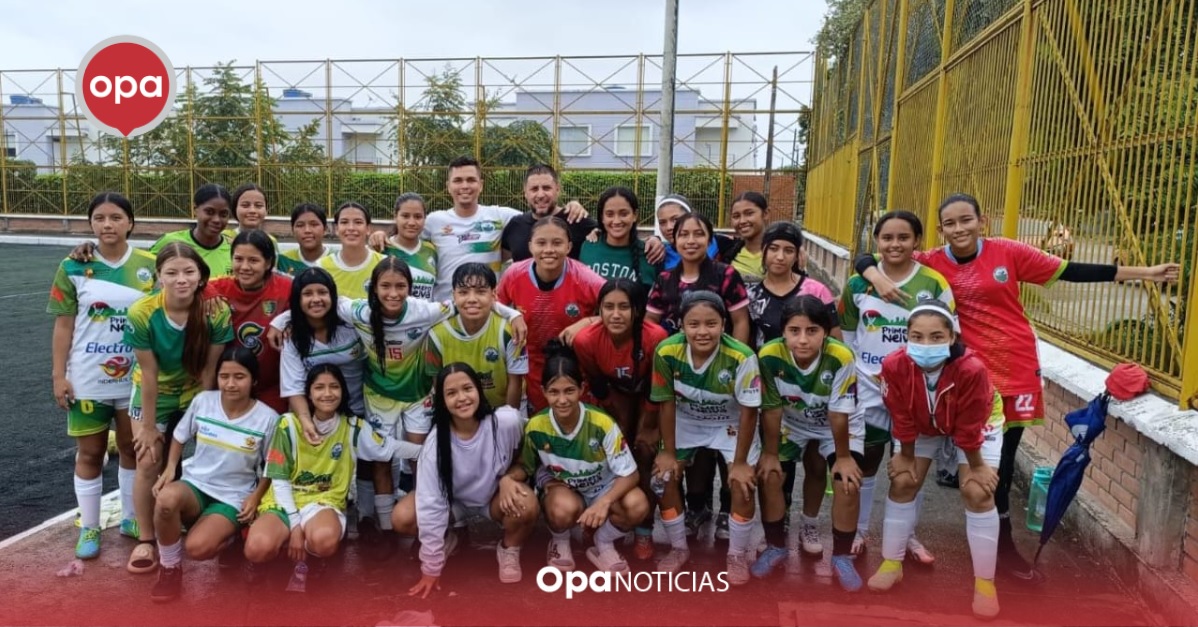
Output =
[{"x1": 1, "y1": 1, "x2": 827, "y2": 70}]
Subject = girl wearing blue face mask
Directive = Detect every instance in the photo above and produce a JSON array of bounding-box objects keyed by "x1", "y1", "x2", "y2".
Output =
[{"x1": 867, "y1": 298, "x2": 1004, "y2": 619}]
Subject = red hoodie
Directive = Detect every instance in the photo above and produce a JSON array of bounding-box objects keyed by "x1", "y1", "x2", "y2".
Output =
[{"x1": 880, "y1": 346, "x2": 997, "y2": 452}]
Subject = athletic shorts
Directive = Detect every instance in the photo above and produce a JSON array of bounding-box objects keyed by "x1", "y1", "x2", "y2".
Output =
[
  {"x1": 865, "y1": 424, "x2": 892, "y2": 447},
  {"x1": 911, "y1": 421, "x2": 1003, "y2": 468},
  {"x1": 1001, "y1": 391, "x2": 1045, "y2": 429},
  {"x1": 67, "y1": 397, "x2": 130, "y2": 437},
  {"x1": 182, "y1": 480, "x2": 241, "y2": 527},
  {"x1": 779, "y1": 430, "x2": 864, "y2": 462},
  {"x1": 451, "y1": 500, "x2": 495, "y2": 524},
  {"x1": 129, "y1": 383, "x2": 196, "y2": 426},
  {"x1": 674, "y1": 440, "x2": 762, "y2": 467},
  {"x1": 538, "y1": 476, "x2": 616, "y2": 509},
  {"x1": 263, "y1": 502, "x2": 347, "y2": 538},
  {"x1": 364, "y1": 392, "x2": 433, "y2": 438}
]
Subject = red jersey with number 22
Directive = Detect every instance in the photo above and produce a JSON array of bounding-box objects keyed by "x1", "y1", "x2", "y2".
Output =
[
  {"x1": 497, "y1": 258, "x2": 605, "y2": 413},
  {"x1": 917, "y1": 238, "x2": 1066, "y2": 398}
]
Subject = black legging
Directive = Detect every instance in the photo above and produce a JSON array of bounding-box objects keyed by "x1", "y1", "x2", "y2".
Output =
[{"x1": 996, "y1": 426, "x2": 1025, "y2": 516}]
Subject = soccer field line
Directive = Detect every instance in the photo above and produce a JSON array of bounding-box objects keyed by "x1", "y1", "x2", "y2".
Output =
[
  {"x1": 0, "y1": 490, "x2": 119, "y2": 552},
  {"x1": 0, "y1": 291, "x2": 43, "y2": 300}
]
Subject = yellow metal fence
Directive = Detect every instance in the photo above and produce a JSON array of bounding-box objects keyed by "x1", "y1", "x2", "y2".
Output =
[
  {"x1": 806, "y1": 0, "x2": 1198, "y2": 407},
  {"x1": 0, "y1": 52, "x2": 812, "y2": 227}
]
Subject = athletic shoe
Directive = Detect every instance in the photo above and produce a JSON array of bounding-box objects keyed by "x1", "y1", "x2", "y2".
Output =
[
  {"x1": 850, "y1": 531, "x2": 869, "y2": 556},
  {"x1": 75, "y1": 527, "x2": 101, "y2": 560},
  {"x1": 656, "y1": 548, "x2": 690, "y2": 573},
  {"x1": 936, "y1": 468, "x2": 960, "y2": 489},
  {"x1": 750, "y1": 545, "x2": 788, "y2": 579},
  {"x1": 800, "y1": 522, "x2": 823, "y2": 556},
  {"x1": 714, "y1": 512, "x2": 730, "y2": 542},
  {"x1": 546, "y1": 536, "x2": 574, "y2": 571},
  {"x1": 150, "y1": 565, "x2": 183, "y2": 603},
  {"x1": 119, "y1": 518, "x2": 140, "y2": 540},
  {"x1": 867, "y1": 559, "x2": 903, "y2": 592},
  {"x1": 586, "y1": 546, "x2": 630, "y2": 574},
  {"x1": 633, "y1": 532, "x2": 655, "y2": 561},
  {"x1": 685, "y1": 508, "x2": 712, "y2": 538},
  {"x1": 972, "y1": 578, "x2": 1000, "y2": 619},
  {"x1": 907, "y1": 537, "x2": 936, "y2": 565},
  {"x1": 496, "y1": 543, "x2": 522, "y2": 583},
  {"x1": 726, "y1": 551, "x2": 750, "y2": 586},
  {"x1": 831, "y1": 555, "x2": 863, "y2": 592}
]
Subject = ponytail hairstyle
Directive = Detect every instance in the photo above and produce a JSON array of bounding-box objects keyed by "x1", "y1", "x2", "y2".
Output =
[
  {"x1": 155, "y1": 243, "x2": 213, "y2": 380},
  {"x1": 215, "y1": 345, "x2": 261, "y2": 398},
  {"x1": 761, "y1": 221, "x2": 806, "y2": 275},
  {"x1": 367, "y1": 256, "x2": 414, "y2": 370},
  {"x1": 87, "y1": 191, "x2": 135, "y2": 238},
  {"x1": 230, "y1": 228, "x2": 277, "y2": 276},
  {"x1": 596, "y1": 279, "x2": 649, "y2": 395},
  {"x1": 542, "y1": 338, "x2": 584, "y2": 390},
  {"x1": 289, "y1": 267, "x2": 342, "y2": 360},
  {"x1": 780, "y1": 294, "x2": 835, "y2": 335},
  {"x1": 430, "y1": 363, "x2": 495, "y2": 505},
  {"x1": 391, "y1": 192, "x2": 427, "y2": 236},
  {"x1": 664, "y1": 212, "x2": 721, "y2": 308},
  {"x1": 596, "y1": 186, "x2": 644, "y2": 282},
  {"x1": 304, "y1": 363, "x2": 353, "y2": 419}
]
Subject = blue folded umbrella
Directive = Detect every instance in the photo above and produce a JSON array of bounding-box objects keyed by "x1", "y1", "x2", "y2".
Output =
[{"x1": 1030, "y1": 392, "x2": 1110, "y2": 570}]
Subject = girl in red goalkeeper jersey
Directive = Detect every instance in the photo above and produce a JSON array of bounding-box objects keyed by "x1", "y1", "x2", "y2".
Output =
[
  {"x1": 855, "y1": 193, "x2": 1180, "y2": 580},
  {"x1": 571, "y1": 278, "x2": 669, "y2": 560},
  {"x1": 496, "y1": 216, "x2": 606, "y2": 415},
  {"x1": 205, "y1": 230, "x2": 293, "y2": 413}
]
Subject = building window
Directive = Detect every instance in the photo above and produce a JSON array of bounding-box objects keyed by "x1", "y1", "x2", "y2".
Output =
[
  {"x1": 558, "y1": 125, "x2": 591, "y2": 158},
  {"x1": 3, "y1": 133, "x2": 15, "y2": 159},
  {"x1": 615, "y1": 125, "x2": 651, "y2": 157}
]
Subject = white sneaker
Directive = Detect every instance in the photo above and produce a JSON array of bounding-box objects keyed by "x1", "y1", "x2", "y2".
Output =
[
  {"x1": 546, "y1": 536, "x2": 574, "y2": 571},
  {"x1": 496, "y1": 543, "x2": 522, "y2": 584},
  {"x1": 586, "y1": 546, "x2": 630, "y2": 573},
  {"x1": 656, "y1": 547, "x2": 690, "y2": 573},
  {"x1": 800, "y1": 522, "x2": 823, "y2": 555},
  {"x1": 727, "y1": 551, "x2": 750, "y2": 586}
]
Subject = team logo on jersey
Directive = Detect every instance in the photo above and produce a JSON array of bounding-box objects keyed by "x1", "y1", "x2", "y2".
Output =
[
  {"x1": 916, "y1": 290, "x2": 933, "y2": 302},
  {"x1": 861, "y1": 309, "x2": 905, "y2": 333},
  {"x1": 238, "y1": 322, "x2": 266, "y2": 355},
  {"x1": 484, "y1": 347, "x2": 500, "y2": 363},
  {"x1": 588, "y1": 438, "x2": 601, "y2": 453},
  {"x1": 820, "y1": 370, "x2": 834, "y2": 386},
  {"x1": 475, "y1": 220, "x2": 499, "y2": 233},
  {"x1": 100, "y1": 355, "x2": 132, "y2": 379},
  {"x1": 993, "y1": 266, "x2": 1009, "y2": 283},
  {"x1": 136, "y1": 267, "x2": 153, "y2": 284},
  {"x1": 87, "y1": 302, "x2": 120, "y2": 322},
  {"x1": 243, "y1": 437, "x2": 258, "y2": 451},
  {"x1": 262, "y1": 300, "x2": 276, "y2": 316},
  {"x1": 565, "y1": 303, "x2": 581, "y2": 318},
  {"x1": 331, "y1": 443, "x2": 344, "y2": 460},
  {"x1": 718, "y1": 369, "x2": 733, "y2": 385},
  {"x1": 407, "y1": 327, "x2": 423, "y2": 340},
  {"x1": 441, "y1": 225, "x2": 454, "y2": 235}
]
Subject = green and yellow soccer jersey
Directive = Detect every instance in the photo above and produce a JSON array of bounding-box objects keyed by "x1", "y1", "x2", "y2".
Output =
[
  {"x1": 759, "y1": 337, "x2": 857, "y2": 440},
  {"x1": 838, "y1": 262, "x2": 954, "y2": 383},
  {"x1": 519, "y1": 403, "x2": 637, "y2": 501},
  {"x1": 261, "y1": 413, "x2": 357, "y2": 512},
  {"x1": 150, "y1": 229, "x2": 233, "y2": 277},
  {"x1": 47, "y1": 248, "x2": 157, "y2": 400},
  {"x1": 425, "y1": 313, "x2": 529, "y2": 409},
  {"x1": 319, "y1": 249, "x2": 384, "y2": 300},
  {"x1": 124, "y1": 292, "x2": 234, "y2": 397},
  {"x1": 346, "y1": 297, "x2": 454, "y2": 403},
  {"x1": 276, "y1": 247, "x2": 327, "y2": 277},
  {"x1": 650, "y1": 333, "x2": 762, "y2": 447},
  {"x1": 384, "y1": 239, "x2": 438, "y2": 301}
]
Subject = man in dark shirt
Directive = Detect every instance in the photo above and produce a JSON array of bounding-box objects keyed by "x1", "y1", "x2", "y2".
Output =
[{"x1": 501, "y1": 164, "x2": 597, "y2": 262}]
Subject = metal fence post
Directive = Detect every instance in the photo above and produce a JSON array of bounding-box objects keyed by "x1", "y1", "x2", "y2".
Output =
[
  {"x1": 885, "y1": 0, "x2": 910, "y2": 213},
  {"x1": 1001, "y1": 0, "x2": 1036, "y2": 240},
  {"x1": 924, "y1": 0, "x2": 958, "y2": 240}
]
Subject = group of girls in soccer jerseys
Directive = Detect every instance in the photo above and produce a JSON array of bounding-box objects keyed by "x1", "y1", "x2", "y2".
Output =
[{"x1": 47, "y1": 180, "x2": 1180, "y2": 619}]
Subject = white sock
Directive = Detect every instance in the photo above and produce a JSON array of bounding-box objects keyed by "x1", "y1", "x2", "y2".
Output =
[
  {"x1": 728, "y1": 516, "x2": 754, "y2": 555},
  {"x1": 158, "y1": 539, "x2": 184, "y2": 568},
  {"x1": 966, "y1": 508, "x2": 1000, "y2": 580},
  {"x1": 662, "y1": 515, "x2": 688, "y2": 551},
  {"x1": 357, "y1": 480, "x2": 376, "y2": 519},
  {"x1": 118, "y1": 467, "x2": 136, "y2": 522},
  {"x1": 880, "y1": 498, "x2": 918, "y2": 561},
  {"x1": 857, "y1": 476, "x2": 877, "y2": 533},
  {"x1": 74, "y1": 474, "x2": 103, "y2": 529},
  {"x1": 801, "y1": 513, "x2": 819, "y2": 528},
  {"x1": 374, "y1": 494, "x2": 394, "y2": 531},
  {"x1": 594, "y1": 521, "x2": 624, "y2": 553}
]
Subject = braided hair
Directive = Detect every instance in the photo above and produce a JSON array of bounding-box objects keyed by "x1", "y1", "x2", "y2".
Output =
[
  {"x1": 366, "y1": 256, "x2": 414, "y2": 370},
  {"x1": 596, "y1": 279, "x2": 649, "y2": 396}
]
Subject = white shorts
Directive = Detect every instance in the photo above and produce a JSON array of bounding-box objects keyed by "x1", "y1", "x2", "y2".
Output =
[
  {"x1": 535, "y1": 470, "x2": 617, "y2": 508},
  {"x1": 365, "y1": 393, "x2": 433, "y2": 438},
  {"x1": 784, "y1": 429, "x2": 865, "y2": 461},
  {"x1": 912, "y1": 422, "x2": 1002, "y2": 468},
  {"x1": 450, "y1": 500, "x2": 494, "y2": 524},
  {"x1": 677, "y1": 423, "x2": 763, "y2": 467},
  {"x1": 296, "y1": 502, "x2": 347, "y2": 538}
]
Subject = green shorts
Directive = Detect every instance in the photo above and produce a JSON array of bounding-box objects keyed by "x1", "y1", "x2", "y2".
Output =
[
  {"x1": 67, "y1": 398, "x2": 128, "y2": 437},
  {"x1": 130, "y1": 383, "x2": 197, "y2": 426},
  {"x1": 865, "y1": 425, "x2": 891, "y2": 448},
  {"x1": 182, "y1": 481, "x2": 241, "y2": 528},
  {"x1": 260, "y1": 506, "x2": 290, "y2": 528}
]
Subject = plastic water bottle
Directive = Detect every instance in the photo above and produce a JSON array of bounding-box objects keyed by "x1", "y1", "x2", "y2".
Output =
[
  {"x1": 285, "y1": 561, "x2": 309, "y2": 593},
  {"x1": 650, "y1": 470, "x2": 672, "y2": 497},
  {"x1": 1025, "y1": 467, "x2": 1053, "y2": 533}
]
